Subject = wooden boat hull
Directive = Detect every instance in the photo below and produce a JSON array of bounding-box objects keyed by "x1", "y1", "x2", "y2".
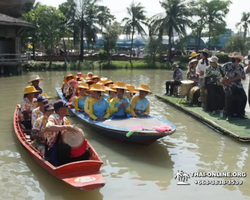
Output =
[
  {"x1": 13, "y1": 105, "x2": 105, "y2": 190},
  {"x1": 56, "y1": 88, "x2": 176, "y2": 145}
]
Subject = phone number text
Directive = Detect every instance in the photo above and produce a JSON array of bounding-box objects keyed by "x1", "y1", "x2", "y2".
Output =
[{"x1": 194, "y1": 179, "x2": 243, "y2": 185}]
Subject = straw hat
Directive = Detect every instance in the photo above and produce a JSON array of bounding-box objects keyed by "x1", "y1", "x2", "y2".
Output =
[
  {"x1": 39, "y1": 93, "x2": 53, "y2": 99},
  {"x1": 23, "y1": 86, "x2": 39, "y2": 94},
  {"x1": 77, "y1": 82, "x2": 89, "y2": 89},
  {"x1": 135, "y1": 84, "x2": 152, "y2": 94},
  {"x1": 27, "y1": 75, "x2": 44, "y2": 84},
  {"x1": 190, "y1": 58, "x2": 198, "y2": 64},
  {"x1": 89, "y1": 84, "x2": 105, "y2": 92},
  {"x1": 208, "y1": 56, "x2": 219, "y2": 64},
  {"x1": 91, "y1": 75, "x2": 100, "y2": 81},
  {"x1": 228, "y1": 52, "x2": 244, "y2": 61},
  {"x1": 104, "y1": 80, "x2": 114, "y2": 85},
  {"x1": 202, "y1": 49, "x2": 209, "y2": 54},
  {"x1": 64, "y1": 74, "x2": 76, "y2": 83},
  {"x1": 125, "y1": 84, "x2": 137, "y2": 93},
  {"x1": 112, "y1": 82, "x2": 127, "y2": 90},
  {"x1": 105, "y1": 86, "x2": 116, "y2": 92},
  {"x1": 189, "y1": 52, "x2": 200, "y2": 59},
  {"x1": 76, "y1": 72, "x2": 82, "y2": 78}
]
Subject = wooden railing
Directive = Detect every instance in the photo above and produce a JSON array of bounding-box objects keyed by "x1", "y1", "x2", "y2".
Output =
[{"x1": 0, "y1": 53, "x2": 29, "y2": 65}]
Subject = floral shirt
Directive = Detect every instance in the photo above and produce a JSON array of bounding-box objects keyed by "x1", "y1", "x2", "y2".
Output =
[
  {"x1": 31, "y1": 107, "x2": 43, "y2": 126},
  {"x1": 173, "y1": 68, "x2": 183, "y2": 82},
  {"x1": 20, "y1": 97, "x2": 37, "y2": 121},
  {"x1": 32, "y1": 115, "x2": 48, "y2": 142},
  {"x1": 187, "y1": 68, "x2": 199, "y2": 82},
  {"x1": 221, "y1": 62, "x2": 245, "y2": 88},
  {"x1": 45, "y1": 113, "x2": 70, "y2": 147}
]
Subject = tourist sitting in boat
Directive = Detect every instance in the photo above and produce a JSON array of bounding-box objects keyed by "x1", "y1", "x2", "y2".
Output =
[
  {"x1": 221, "y1": 52, "x2": 247, "y2": 121},
  {"x1": 106, "y1": 84, "x2": 117, "y2": 102},
  {"x1": 125, "y1": 84, "x2": 137, "y2": 101},
  {"x1": 187, "y1": 59, "x2": 199, "y2": 85},
  {"x1": 110, "y1": 82, "x2": 130, "y2": 118},
  {"x1": 130, "y1": 84, "x2": 152, "y2": 117},
  {"x1": 31, "y1": 95, "x2": 49, "y2": 126},
  {"x1": 204, "y1": 56, "x2": 224, "y2": 114},
  {"x1": 88, "y1": 84, "x2": 110, "y2": 121},
  {"x1": 76, "y1": 72, "x2": 83, "y2": 82},
  {"x1": 66, "y1": 79, "x2": 78, "y2": 102},
  {"x1": 104, "y1": 80, "x2": 114, "y2": 87},
  {"x1": 28, "y1": 75, "x2": 44, "y2": 98},
  {"x1": 45, "y1": 100, "x2": 89, "y2": 166},
  {"x1": 20, "y1": 86, "x2": 39, "y2": 130},
  {"x1": 75, "y1": 83, "x2": 89, "y2": 113},
  {"x1": 91, "y1": 75, "x2": 101, "y2": 84},
  {"x1": 165, "y1": 63, "x2": 183, "y2": 96},
  {"x1": 61, "y1": 74, "x2": 76, "y2": 97},
  {"x1": 31, "y1": 104, "x2": 54, "y2": 157},
  {"x1": 87, "y1": 72, "x2": 94, "y2": 79},
  {"x1": 196, "y1": 49, "x2": 210, "y2": 108}
]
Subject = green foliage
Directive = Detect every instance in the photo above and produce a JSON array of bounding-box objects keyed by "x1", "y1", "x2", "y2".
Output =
[
  {"x1": 214, "y1": 53, "x2": 229, "y2": 64},
  {"x1": 179, "y1": 55, "x2": 190, "y2": 63},
  {"x1": 97, "y1": 50, "x2": 108, "y2": 61},
  {"x1": 236, "y1": 12, "x2": 250, "y2": 40},
  {"x1": 223, "y1": 35, "x2": 246, "y2": 54}
]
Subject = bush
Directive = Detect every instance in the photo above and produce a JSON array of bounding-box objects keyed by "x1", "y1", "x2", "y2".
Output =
[
  {"x1": 179, "y1": 55, "x2": 190, "y2": 63},
  {"x1": 215, "y1": 53, "x2": 229, "y2": 64}
]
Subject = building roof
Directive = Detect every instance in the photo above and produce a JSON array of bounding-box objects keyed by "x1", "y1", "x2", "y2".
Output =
[{"x1": 0, "y1": 13, "x2": 35, "y2": 28}]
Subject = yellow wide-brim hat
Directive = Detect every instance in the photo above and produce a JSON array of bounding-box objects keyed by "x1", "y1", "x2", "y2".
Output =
[
  {"x1": 23, "y1": 86, "x2": 39, "y2": 94},
  {"x1": 104, "y1": 80, "x2": 114, "y2": 85},
  {"x1": 77, "y1": 82, "x2": 89, "y2": 89},
  {"x1": 189, "y1": 52, "x2": 200, "y2": 59},
  {"x1": 113, "y1": 82, "x2": 127, "y2": 90},
  {"x1": 125, "y1": 84, "x2": 137, "y2": 93},
  {"x1": 105, "y1": 86, "x2": 116, "y2": 92},
  {"x1": 228, "y1": 52, "x2": 244, "y2": 61},
  {"x1": 27, "y1": 75, "x2": 44, "y2": 84},
  {"x1": 40, "y1": 93, "x2": 53, "y2": 99},
  {"x1": 91, "y1": 75, "x2": 100, "y2": 81},
  {"x1": 64, "y1": 74, "x2": 77, "y2": 83},
  {"x1": 135, "y1": 84, "x2": 152, "y2": 94},
  {"x1": 89, "y1": 84, "x2": 105, "y2": 92}
]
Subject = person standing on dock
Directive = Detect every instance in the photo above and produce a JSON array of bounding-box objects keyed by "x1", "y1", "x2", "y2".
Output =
[
  {"x1": 221, "y1": 52, "x2": 247, "y2": 121},
  {"x1": 196, "y1": 49, "x2": 210, "y2": 108},
  {"x1": 165, "y1": 63, "x2": 183, "y2": 96},
  {"x1": 245, "y1": 52, "x2": 250, "y2": 106}
]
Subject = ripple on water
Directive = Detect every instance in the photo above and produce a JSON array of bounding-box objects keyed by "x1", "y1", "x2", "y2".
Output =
[{"x1": 0, "y1": 151, "x2": 45, "y2": 200}]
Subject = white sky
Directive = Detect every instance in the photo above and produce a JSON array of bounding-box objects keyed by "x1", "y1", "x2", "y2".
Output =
[{"x1": 38, "y1": 0, "x2": 250, "y2": 33}]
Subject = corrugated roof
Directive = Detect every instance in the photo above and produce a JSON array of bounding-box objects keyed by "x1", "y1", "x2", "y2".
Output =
[{"x1": 0, "y1": 13, "x2": 35, "y2": 28}]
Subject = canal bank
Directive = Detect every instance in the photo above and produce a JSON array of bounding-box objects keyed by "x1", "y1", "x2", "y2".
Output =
[{"x1": 155, "y1": 94, "x2": 250, "y2": 142}]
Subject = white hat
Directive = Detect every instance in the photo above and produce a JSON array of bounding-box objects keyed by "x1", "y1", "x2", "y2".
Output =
[
  {"x1": 208, "y1": 56, "x2": 219, "y2": 64},
  {"x1": 27, "y1": 75, "x2": 44, "y2": 84}
]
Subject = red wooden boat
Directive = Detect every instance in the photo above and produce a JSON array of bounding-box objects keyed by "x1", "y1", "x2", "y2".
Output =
[{"x1": 13, "y1": 104, "x2": 105, "y2": 190}]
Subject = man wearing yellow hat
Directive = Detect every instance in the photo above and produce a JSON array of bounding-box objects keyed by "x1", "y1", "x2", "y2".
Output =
[
  {"x1": 130, "y1": 84, "x2": 152, "y2": 117},
  {"x1": 110, "y1": 82, "x2": 130, "y2": 118}
]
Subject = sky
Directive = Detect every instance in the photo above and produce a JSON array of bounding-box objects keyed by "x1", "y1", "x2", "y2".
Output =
[{"x1": 38, "y1": 0, "x2": 250, "y2": 33}]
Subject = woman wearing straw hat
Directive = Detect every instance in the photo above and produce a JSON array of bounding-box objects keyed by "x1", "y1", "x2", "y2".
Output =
[
  {"x1": 221, "y1": 52, "x2": 247, "y2": 121},
  {"x1": 28, "y1": 75, "x2": 44, "y2": 98},
  {"x1": 204, "y1": 56, "x2": 224, "y2": 114},
  {"x1": 196, "y1": 49, "x2": 210, "y2": 108},
  {"x1": 187, "y1": 59, "x2": 199, "y2": 84},
  {"x1": 110, "y1": 82, "x2": 130, "y2": 118},
  {"x1": 20, "y1": 86, "x2": 40, "y2": 129},
  {"x1": 106, "y1": 84, "x2": 117, "y2": 103},
  {"x1": 61, "y1": 74, "x2": 76, "y2": 97},
  {"x1": 130, "y1": 84, "x2": 152, "y2": 118},
  {"x1": 74, "y1": 82, "x2": 90, "y2": 113},
  {"x1": 189, "y1": 52, "x2": 200, "y2": 62},
  {"x1": 88, "y1": 84, "x2": 110, "y2": 121},
  {"x1": 125, "y1": 84, "x2": 137, "y2": 101}
]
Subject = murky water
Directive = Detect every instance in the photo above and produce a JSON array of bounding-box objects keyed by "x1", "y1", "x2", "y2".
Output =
[{"x1": 1, "y1": 69, "x2": 250, "y2": 200}]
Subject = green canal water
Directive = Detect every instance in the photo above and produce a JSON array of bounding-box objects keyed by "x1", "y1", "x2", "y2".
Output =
[{"x1": 0, "y1": 69, "x2": 250, "y2": 200}]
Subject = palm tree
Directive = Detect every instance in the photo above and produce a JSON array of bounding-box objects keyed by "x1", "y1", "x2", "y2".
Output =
[
  {"x1": 96, "y1": 6, "x2": 115, "y2": 33},
  {"x1": 236, "y1": 12, "x2": 250, "y2": 41},
  {"x1": 122, "y1": 2, "x2": 147, "y2": 66},
  {"x1": 23, "y1": 1, "x2": 41, "y2": 12},
  {"x1": 150, "y1": 0, "x2": 191, "y2": 62}
]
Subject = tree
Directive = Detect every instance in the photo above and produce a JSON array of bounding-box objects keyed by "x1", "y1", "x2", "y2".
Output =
[
  {"x1": 103, "y1": 22, "x2": 121, "y2": 64},
  {"x1": 223, "y1": 35, "x2": 245, "y2": 54},
  {"x1": 150, "y1": 0, "x2": 191, "y2": 62},
  {"x1": 122, "y1": 2, "x2": 148, "y2": 66},
  {"x1": 23, "y1": 5, "x2": 65, "y2": 66},
  {"x1": 96, "y1": 6, "x2": 116, "y2": 33},
  {"x1": 206, "y1": 0, "x2": 231, "y2": 47},
  {"x1": 236, "y1": 12, "x2": 250, "y2": 41}
]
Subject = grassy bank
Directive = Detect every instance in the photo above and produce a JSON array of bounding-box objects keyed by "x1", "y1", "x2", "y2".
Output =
[{"x1": 22, "y1": 60, "x2": 188, "y2": 71}]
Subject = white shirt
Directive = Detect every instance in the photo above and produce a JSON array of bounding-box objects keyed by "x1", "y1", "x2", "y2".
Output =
[{"x1": 196, "y1": 59, "x2": 209, "y2": 78}]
